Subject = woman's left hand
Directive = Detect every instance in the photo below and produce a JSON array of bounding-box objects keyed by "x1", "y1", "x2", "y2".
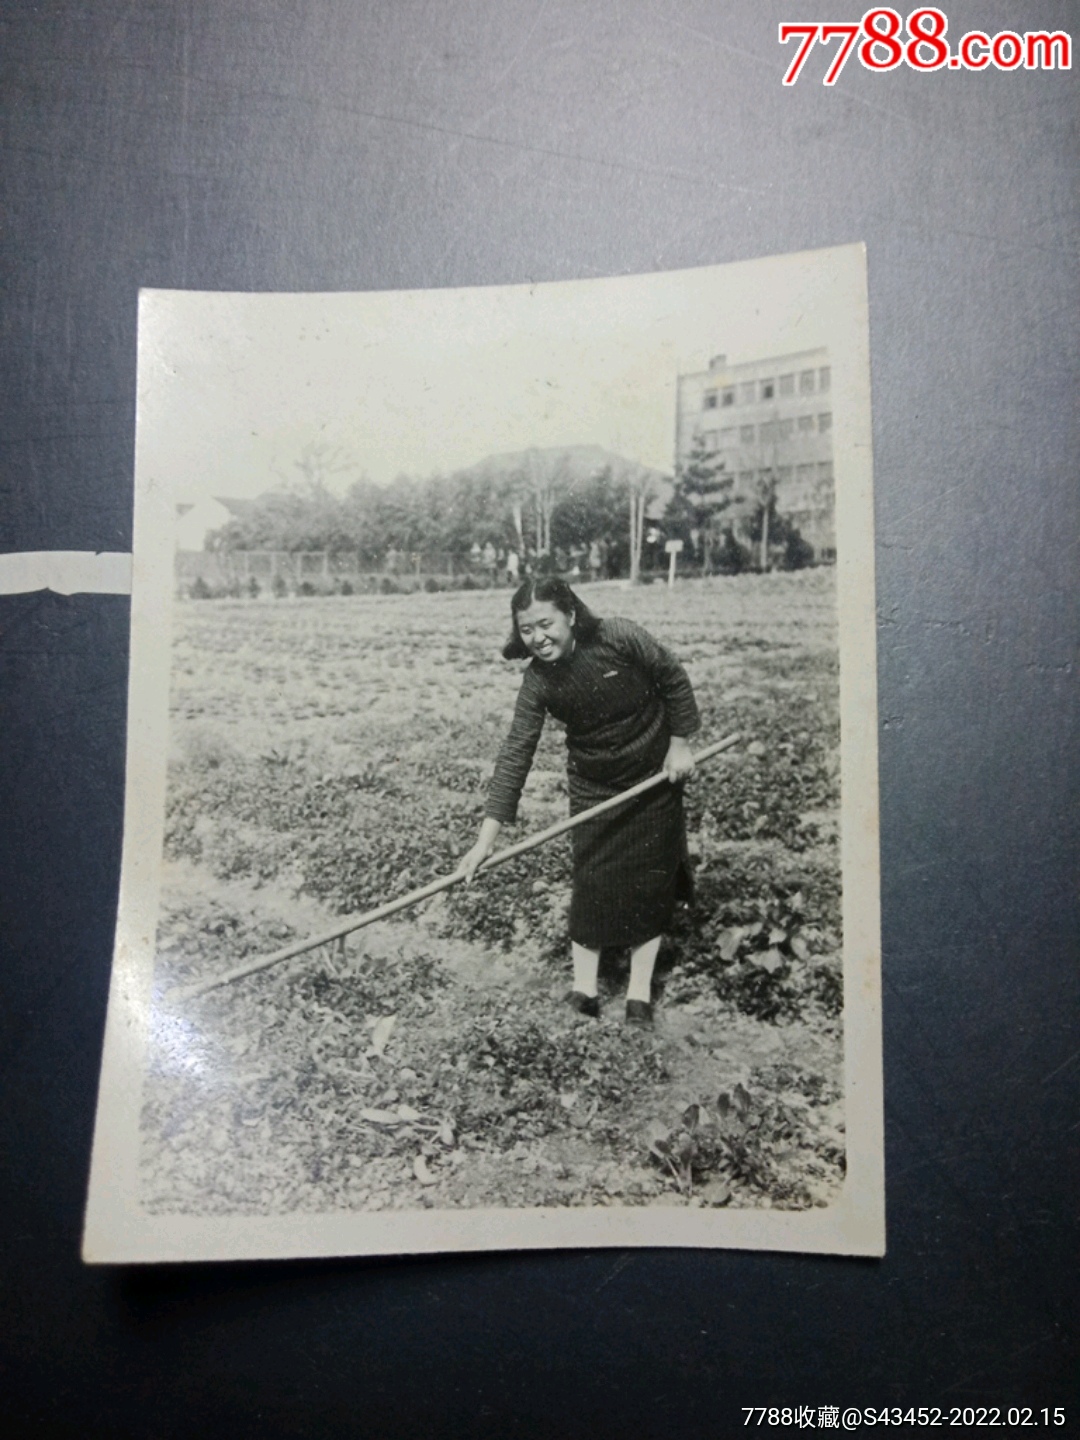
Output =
[{"x1": 664, "y1": 736, "x2": 696, "y2": 783}]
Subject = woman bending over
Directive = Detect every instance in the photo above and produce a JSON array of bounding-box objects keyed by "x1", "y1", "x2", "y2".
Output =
[{"x1": 458, "y1": 577, "x2": 699, "y2": 1023}]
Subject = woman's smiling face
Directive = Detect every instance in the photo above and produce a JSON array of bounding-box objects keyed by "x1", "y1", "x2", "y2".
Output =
[{"x1": 515, "y1": 600, "x2": 575, "y2": 663}]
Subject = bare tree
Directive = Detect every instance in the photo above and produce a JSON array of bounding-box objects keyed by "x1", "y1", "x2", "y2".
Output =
[
  {"x1": 751, "y1": 411, "x2": 782, "y2": 571},
  {"x1": 754, "y1": 471, "x2": 777, "y2": 570},
  {"x1": 624, "y1": 463, "x2": 655, "y2": 584},
  {"x1": 510, "y1": 497, "x2": 525, "y2": 555},
  {"x1": 512, "y1": 449, "x2": 571, "y2": 560},
  {"x1": 276, "y1": 440, "x2": 358, "y2": 496}
]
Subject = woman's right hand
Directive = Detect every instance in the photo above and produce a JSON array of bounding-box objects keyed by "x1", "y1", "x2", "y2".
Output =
[{"x1": 455, "y1": 818, "x2": 502, "y2": 884}]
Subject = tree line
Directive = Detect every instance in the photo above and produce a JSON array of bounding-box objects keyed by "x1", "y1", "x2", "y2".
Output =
[{"x1": 207, "y1": 440, "x2": 812, "y2": 577}]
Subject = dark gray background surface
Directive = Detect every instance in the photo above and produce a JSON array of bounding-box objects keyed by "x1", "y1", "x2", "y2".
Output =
[{"x1": 1, "y1": 2, "x2": 1076, "y2": 1434}]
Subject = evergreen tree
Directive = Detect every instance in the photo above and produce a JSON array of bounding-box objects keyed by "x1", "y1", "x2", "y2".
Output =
[{"x1": 666, "y1": 435, "x2": 733, "y2": 572}]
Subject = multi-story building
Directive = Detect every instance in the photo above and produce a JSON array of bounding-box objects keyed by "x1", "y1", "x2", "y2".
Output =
[{"x1": 674, "y1": 347, "x2": 835, "y2": 561}]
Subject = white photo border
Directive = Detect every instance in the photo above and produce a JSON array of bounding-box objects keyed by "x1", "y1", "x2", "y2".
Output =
[{"x1": 84, "y1": 243, "x2": 883, "y2": 1262}]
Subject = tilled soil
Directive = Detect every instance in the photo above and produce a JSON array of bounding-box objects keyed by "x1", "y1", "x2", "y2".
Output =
[
  {"x1": 144, "y1": 863, "x2": 843, "y2": 1215},
  {"x1": 141, "y1": 572, "x2": 845, "y2": 1216}
]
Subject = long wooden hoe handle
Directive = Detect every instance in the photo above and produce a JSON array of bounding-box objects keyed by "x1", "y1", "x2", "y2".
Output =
[{"x1": 169, "y1": 732, "x2": 741, "y2": 1002}]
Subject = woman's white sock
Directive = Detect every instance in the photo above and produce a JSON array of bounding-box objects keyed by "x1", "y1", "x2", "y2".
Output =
[
  {"x1": 571, "y1": 943, "x2": 600, "y2": 997},
  {"x1": 627, "y1": 936, "x2": 662, "y2": 1003}
]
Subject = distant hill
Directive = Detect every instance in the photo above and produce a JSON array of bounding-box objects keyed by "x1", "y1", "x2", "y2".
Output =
[{"x1": 455, "y1": 443, "x2": 662, "y2": 483}]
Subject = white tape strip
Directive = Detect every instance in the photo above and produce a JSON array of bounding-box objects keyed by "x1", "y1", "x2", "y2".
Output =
[{"x1": 0, "y1": 551, "x2": 133, "y2": 596}]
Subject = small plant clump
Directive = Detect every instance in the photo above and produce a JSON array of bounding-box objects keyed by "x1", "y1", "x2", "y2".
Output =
[
  {"x1": 437, "y1": 1002, "x2": 671, "y2": 1147},
  {"x1": 646, "y1": 1077, "x2": 843, "y2": 1208}
]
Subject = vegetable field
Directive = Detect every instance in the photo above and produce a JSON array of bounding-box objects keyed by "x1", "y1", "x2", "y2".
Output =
[{"x1": 144, "y1": 570, "x2": 845, "y2": 1215}]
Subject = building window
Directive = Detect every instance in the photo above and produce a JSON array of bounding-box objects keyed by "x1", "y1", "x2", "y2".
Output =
[
  {"x1": 719, "y1": 427, "x2": 736, "y2": 442},
  {"x1": 798, "y1": 414, "x2": 814, "y2": 433},
  {"x1": 777, "y1": 465, "x2": 792, "y2": 482},
  {"x1": 761, "y1": 378, "x2": 775, "y2": 400},
  {"x1": 759, "y1": 420, "x2": 775, "y2": 443},
  {"x1": 739, "y1": 424, "x2": 755, "y2": 443},
  {"x1": 740, "y1": 381, "x2": 756, "y2": 404},
  {"x1": 779, "y1": 373, "x2": 795, "y2": 396},
  {"x1": 818, "y1": 412, "x2": 832, "y2": 432},
  {"x1": 799, "y1": 369, "x2": 815, "y2": 394},
  {"x1": 779, "y1": 418, "x2": 794, "y2": 440},
  {"x1": 796, "y1": 463, "x2": 814, "y2": 481},
  {"x1": 721, "y1": 387, "x2": 735, "y2": 406},
  {"x1": 818, "y1": 461, "x2": 834, "y2": 481},
  {"x1": 704, "y1": 390, "x2": 718, "y2": 409},
  {"x1": 819, "y1": 366, "x2": 831, "y2": 391}
]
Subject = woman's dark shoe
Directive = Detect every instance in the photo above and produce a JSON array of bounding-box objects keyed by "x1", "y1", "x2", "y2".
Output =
[
  {"x1": 568, "y1": 990, "x2": 600, "y2": 1018},
  {"x1": 625, "y1": 999, "x2": 653, "y2": 1025}
]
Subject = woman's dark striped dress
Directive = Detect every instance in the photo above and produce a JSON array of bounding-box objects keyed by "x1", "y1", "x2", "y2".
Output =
[{"x1": 485, "y1": 617, "x2": 700, "y2": 949}]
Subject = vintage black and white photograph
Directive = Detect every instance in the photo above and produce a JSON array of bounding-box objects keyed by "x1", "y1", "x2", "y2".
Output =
[{"x1": 84, "y1": 246, "x2": 882, "y2": 1261}]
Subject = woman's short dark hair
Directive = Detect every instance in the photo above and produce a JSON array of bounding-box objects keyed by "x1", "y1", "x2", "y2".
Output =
[{"x1": 502, "y1": 576, "x2": 601, "y2": 660}]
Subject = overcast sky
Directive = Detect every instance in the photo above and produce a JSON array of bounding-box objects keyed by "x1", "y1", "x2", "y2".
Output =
[{"x1": 139, "y1": 249, "x2": 854, "y2": 504}]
